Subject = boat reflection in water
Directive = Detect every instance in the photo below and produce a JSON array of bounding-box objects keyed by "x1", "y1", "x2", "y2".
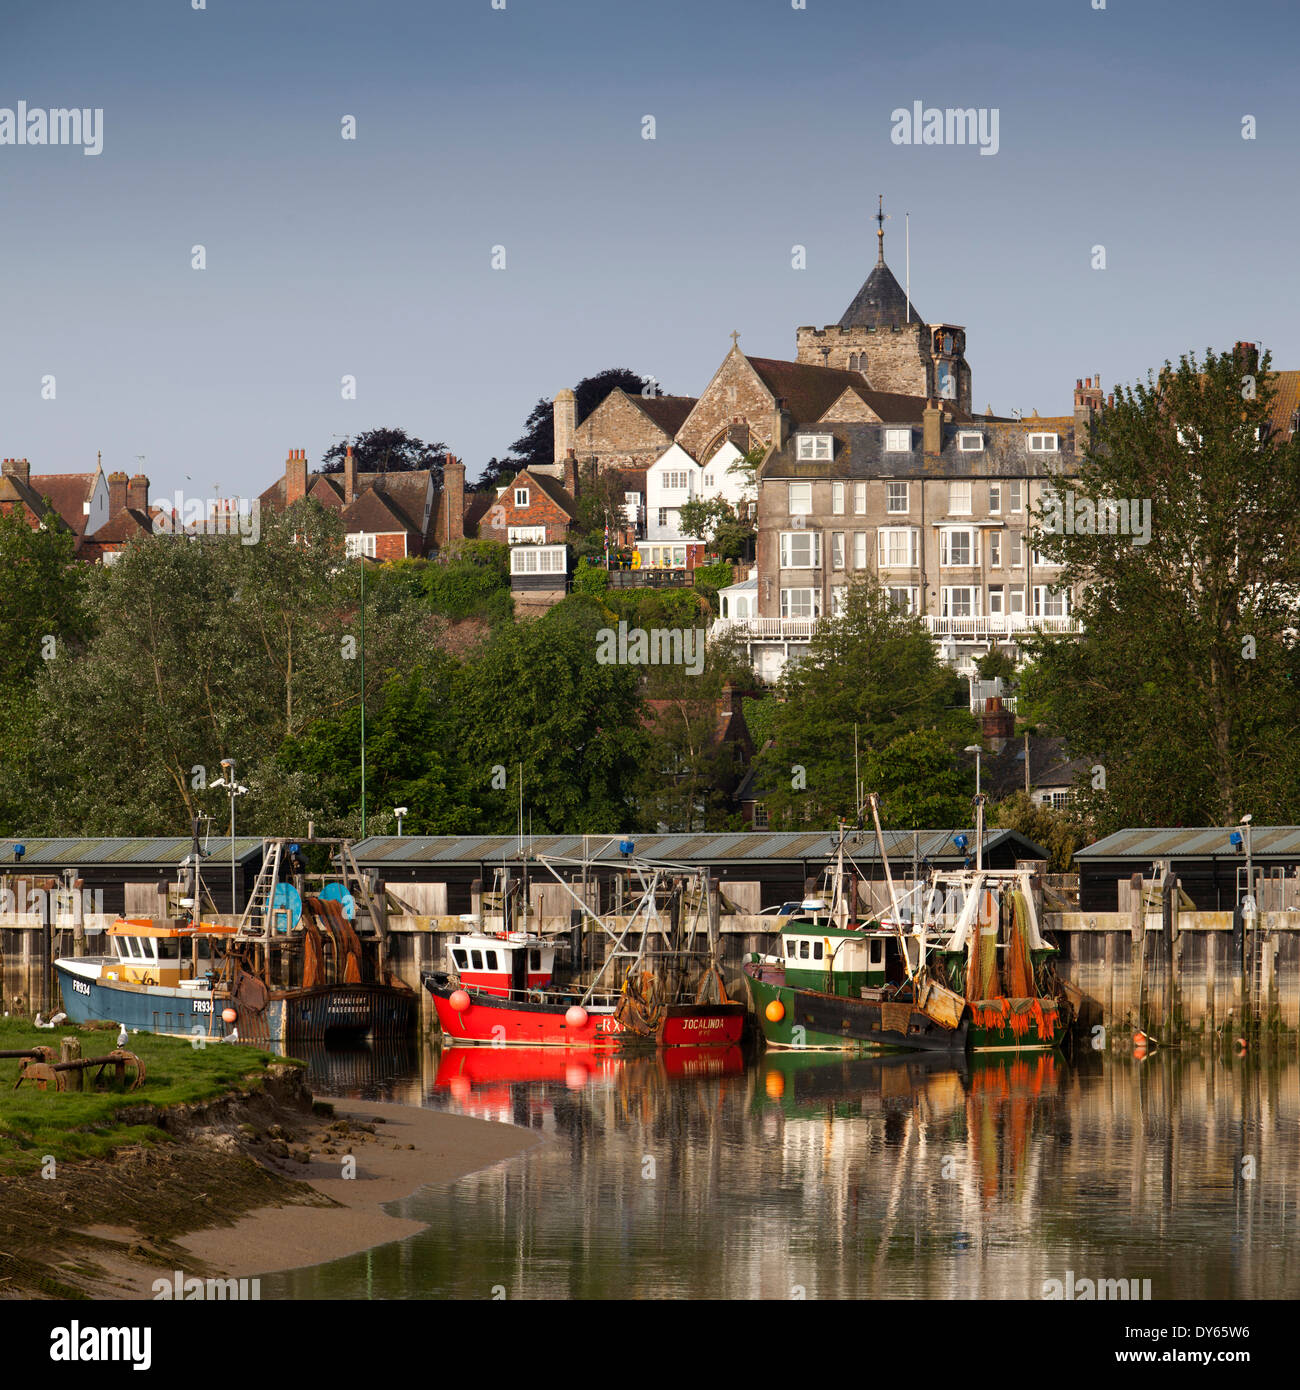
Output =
[
  {"x1": 432, "y1": 1043, "x2": 746, "y2": 1131},
  {"x1": 292, "y1": 1039, "x2": 422, "y2": 1102},
  {"x1": 265, "y1": 1047, "x2": 1298, "y2": 1301}
]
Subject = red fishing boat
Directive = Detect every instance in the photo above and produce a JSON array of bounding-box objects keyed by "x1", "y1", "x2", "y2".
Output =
[{"x1": 422, "y1": 851, "x2": 746, "y2": 1050}]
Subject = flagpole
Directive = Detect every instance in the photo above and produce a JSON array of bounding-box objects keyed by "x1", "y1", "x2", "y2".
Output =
[{"x1": 906, "y1": 212, "x2": 910, "y2": 323}]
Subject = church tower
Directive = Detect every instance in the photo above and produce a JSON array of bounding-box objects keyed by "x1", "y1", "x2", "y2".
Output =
[{"x1": 796, "y1": 197, "x2": 971, "y2": 413}]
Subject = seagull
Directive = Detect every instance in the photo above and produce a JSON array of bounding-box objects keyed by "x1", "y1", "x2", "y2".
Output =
[
  {"x1": 34, "y1": 1012, "x2": 53, "y2": 1029},
  {"x1": 117, "y1": 1024, "x2": 129, "y2": 1048},
  {"x1": 221, "y1": 1028, "x2": 239, "y2": 1044},
  {"x1": 49, "y1": 1011, "x2": 67, "y2": 1026}
]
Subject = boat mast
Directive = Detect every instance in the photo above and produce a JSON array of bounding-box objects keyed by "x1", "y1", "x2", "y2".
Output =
[{"x1": 867, "y1": 792, "x2": 915, "y2": 982}]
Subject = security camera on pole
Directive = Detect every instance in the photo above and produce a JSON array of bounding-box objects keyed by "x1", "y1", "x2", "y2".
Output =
[{"x1": 210, "y1": 759, "x2": 248, "y2": 918}]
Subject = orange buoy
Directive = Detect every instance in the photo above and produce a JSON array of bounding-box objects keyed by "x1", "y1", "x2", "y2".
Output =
[
  {"x1": 1132, "y1": 1029, "x2": 1147, "y2": 1047},
  {"x1": 765, "y1": 999, "x2": 785, "y2": 1023},
  {"x1": 221, "y1": 1007, "x2": 237, "y2": 1024},
  {"x1": 449, "y1": 989, "x2": 471, "y2": 1012},
  {"x1": 565, "y1": 1005, "x2": 588, "y2": 1029}
]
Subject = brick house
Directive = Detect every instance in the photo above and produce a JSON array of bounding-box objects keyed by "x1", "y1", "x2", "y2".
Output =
[
  {"x1": 476, "y1": 466, "x2": 579, "y2": 547},
  {"x1": 0, "y1": 455, "x2": 114, "y2": 553},
  {"x1": 258, "y1": 447, "x2": 467, "y2": 559}
]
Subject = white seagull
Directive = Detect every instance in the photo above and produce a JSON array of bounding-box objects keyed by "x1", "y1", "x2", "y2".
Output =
[{"x1": 116, "y1": 1024, "x2": 129, "y2": 1048}]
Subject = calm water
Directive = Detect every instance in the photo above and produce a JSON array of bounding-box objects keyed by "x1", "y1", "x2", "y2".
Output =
[{"x1": 265, "y1": 1041, "x2": 1300, "y2": 1300}]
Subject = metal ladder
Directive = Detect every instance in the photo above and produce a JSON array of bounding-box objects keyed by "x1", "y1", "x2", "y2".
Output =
[{"x1": 235, "y1": 840, "x2": 282, "y2": 937}]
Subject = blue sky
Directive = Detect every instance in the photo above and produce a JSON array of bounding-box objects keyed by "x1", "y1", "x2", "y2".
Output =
[{"x1": 1, "y1": 0, "x2": 1296, "y2": 496}]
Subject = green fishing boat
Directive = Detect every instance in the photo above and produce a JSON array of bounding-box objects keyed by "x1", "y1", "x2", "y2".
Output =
[{"x1": 743, "y1": 794, "x2": 1071, "y2": 1055}]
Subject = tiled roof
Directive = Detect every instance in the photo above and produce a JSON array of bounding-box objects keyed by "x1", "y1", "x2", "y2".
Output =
[
  {"x1": 341, "y1": 487, "x2": 416, "y2": 533},
  {"x1": 838, "y1": 260, "x2": 925, "y2": 330},
  {"x1": 0, "y1": 475, "x2": 75, "y2": 531},
  {"x1": 762, "y1": 417, "x2": 1076, "y2": 479},
  {"x1": 635, "y1": 395, "x2": 698, "y2": 436},
  {"x1": 30, "y1": 473, "x2": 99, "y2": 535},
  {"x1": 747, "y1": 357, "x2": 877, "y2": 426},
  {"x1": 85, "y1": 507, "x2": 156, "y2": 544},
  {"x1": 518, "y1": 469, "x2": 578, "y2": 518},
  {"x1": 1267, "y1": 370, "x2": 1300, "y2": 441}
]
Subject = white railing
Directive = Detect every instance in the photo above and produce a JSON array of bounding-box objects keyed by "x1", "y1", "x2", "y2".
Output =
[
  {"x1": 710, "y1": 617, "x2": 819, "y2": 640},
  {"x1": 710, "y1": 612, "x2": 1082, "y2": 646},
  {"x1": 924, "y1": 614, "x2": 1081, "y2": 639}
]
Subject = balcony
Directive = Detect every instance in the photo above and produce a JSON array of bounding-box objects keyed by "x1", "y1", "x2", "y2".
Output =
[
  {"x1": 923, "y1": 613, "x2": 1081, "y2": 639},
  {"x1": 710, "y1": 611, "x2": 1081, "y2": 647},
  {"x1": 710, "y1": 617, "x2": 819, "y2": 641}
]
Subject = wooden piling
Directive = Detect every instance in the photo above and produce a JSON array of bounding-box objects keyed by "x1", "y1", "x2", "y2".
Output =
[{"x1": 60, "y1": 1036, "x2": 82, "y2": 1091}]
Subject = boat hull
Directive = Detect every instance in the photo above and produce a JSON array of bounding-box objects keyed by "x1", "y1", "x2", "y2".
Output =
[
  {"x1": 424, "y1": 973, "x2": 746, "y2": 1049},
  {"x1": 744, "y1": 965, "x2": 1063, "y2": 1053},
  {"x1": 240, "y1": 984, "x2": 417, "y2": 1045},
  {"x1": 55, "y1": 963, "x2": 231, "y2": 1040}
]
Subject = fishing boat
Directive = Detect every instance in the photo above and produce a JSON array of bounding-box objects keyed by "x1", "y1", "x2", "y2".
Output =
[
  {"x1": 54, "y1": 916, "x2": 236, "y2": 1038},
  {"x1": 55, "y1": 821, "x2": 238, "y2": 1038},
  {"x1": 744, "y1": 794, "x2": 1071, "y2": 1054},
  {"x1": 423, "y1": 851, "x2": 746, "y2": 1049},
  {"x1": 218, "y1": 834, "x2": 416, "y2": 1045}
]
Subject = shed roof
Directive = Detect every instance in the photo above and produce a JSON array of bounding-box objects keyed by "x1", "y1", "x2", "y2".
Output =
[
  {"x1": 1075, "y1": 827, "x2": 1300, "y2": 860},
  {"x1": 0, "y1": 837, "x2": 264, "y2": 867}
]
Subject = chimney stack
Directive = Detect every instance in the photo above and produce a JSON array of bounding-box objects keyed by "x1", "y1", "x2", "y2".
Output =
[
  {"x1": 344, "y1": 444, "x2": 356, "y2": 505},
  {"x1": 553, "y1": 388, "x2": 576, "y2": 465},
  {"x1": 127, "y1": 473, "x2": 149, "y2": 511},
  {"x1": 773, "y1": 398, "x2": 792, "y2": 449},
  {"x1": 923, "y1": 399, "x2": 943, "y2": 454},
  {"x1": 107, "y1": 470, "x2": 129, "y2": 513},
  {"x1": 286, "y1": 448, "x2": 308, "y2": 505},
  {"x1": 2, "y1": 457, "x2": 31, "y2": 487},
  {"x1": 442, "y1": 454, "x2": 465, "y2": 546},
  {"x1": 562, "y1": 448, "x2": 578, "y2": 497}
]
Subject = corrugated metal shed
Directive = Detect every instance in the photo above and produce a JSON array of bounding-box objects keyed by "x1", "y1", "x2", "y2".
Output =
[
  {"x1": 0, "y1": 837, "x2": 264, "y2": 867},
  {"x1": 353, "y1": 828, "x2": 1045, "y2": 865},
  {"x1": 1077, "y1": 827, "x2": 1300, "y2": 860}
]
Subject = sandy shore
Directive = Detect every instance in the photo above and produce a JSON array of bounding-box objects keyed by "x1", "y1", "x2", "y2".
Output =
[
  {"x1": 182, "y1": 1098, "x2": 540, "y2": 1277},
  {"x1": 73, "y1": 1098, "x2": 540, "y2": 1297}
]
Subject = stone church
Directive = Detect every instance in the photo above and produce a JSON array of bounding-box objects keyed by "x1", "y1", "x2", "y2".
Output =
[{"x1": 545, "y1": 207, "x2": 976, "y2": 476}]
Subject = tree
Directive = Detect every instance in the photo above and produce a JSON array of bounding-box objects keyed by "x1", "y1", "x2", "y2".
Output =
[
  {"x1": 450, "y1": 598, "x2": 649, "y2": 831},
  {"x1": 751, "y1": 579, "x2": 974, "y2": 826},
  {"x1": 990, "y1": 791, "x2": 1086, "y2": 872},
  {"x1": 1023, "y1": 347, "x2": 1300, "y2": 833},
  {"x1": 504, "y1": 369, "x2": 660, "y2": 472},
  {"x1": 321, "y1": 428, "x2": 447, "y2": 485},
  {"x1": 861, "y1": 727, "x2": 973, "y2": 830},
  {"x1": 0, "y1": 507, "x2": 89, "y2": 695}
]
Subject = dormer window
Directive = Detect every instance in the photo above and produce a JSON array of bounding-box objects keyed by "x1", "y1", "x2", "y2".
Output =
[
  {"x1": 797, "y1": 434, "x2": 832, "y2": 461},
  {"x1": 1027, "y1": 433, "x2": 1058, "y2": 453},
  {"x1": 514, "y1": 487, "x2": 530, "y2": 507},
  {"x1": 958, "y1": 431, "x2": 984, "y2": 452},
  {"x1": 884, "y1": 428, "x2": 911, "y2": 452}
]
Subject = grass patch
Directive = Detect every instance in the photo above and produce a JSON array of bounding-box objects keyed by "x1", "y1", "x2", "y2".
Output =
[{"x1": 0, "y1": 1018, "x2": 281, "y2": 1175}]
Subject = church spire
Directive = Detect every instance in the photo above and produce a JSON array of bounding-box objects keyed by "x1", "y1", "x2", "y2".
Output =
[{"x1": 876, "y1": 193, "x2": 886, "y2": 266}]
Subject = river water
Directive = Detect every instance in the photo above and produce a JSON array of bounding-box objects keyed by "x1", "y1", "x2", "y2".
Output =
[{"x1": 264, "y1": 1041, "x2": 1300, "y2": 1300}]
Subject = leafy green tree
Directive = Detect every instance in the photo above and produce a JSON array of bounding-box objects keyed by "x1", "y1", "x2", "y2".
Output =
[
  {"x1": 1024, "y1": 347, "x2": 1300, "y2": 832},
  {"x1": 990, "y1": 791, "x2": 1086, "y2": 872},
  {"x1": 451, "y1": 598, "x2": 649, "y2": 831},
  {"x1": 752, "y1": 579, "x2": 974, "y2": 825},
  {"x1": 0, "y1": 507, "x2": 89, "y2": 694},
  {"x1": 861, "y1": 728, "x2": 973, "y2": 830}
]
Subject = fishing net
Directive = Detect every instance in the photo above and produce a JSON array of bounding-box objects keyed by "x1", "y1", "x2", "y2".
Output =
[{"x1": 1005, "y1": 891, "x2": 1035, "y2": 998}]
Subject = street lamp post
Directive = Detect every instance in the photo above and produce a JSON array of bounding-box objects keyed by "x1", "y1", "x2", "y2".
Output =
[{"x1": 964, "y1": 744, "x2": 983, "y2": 797}]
